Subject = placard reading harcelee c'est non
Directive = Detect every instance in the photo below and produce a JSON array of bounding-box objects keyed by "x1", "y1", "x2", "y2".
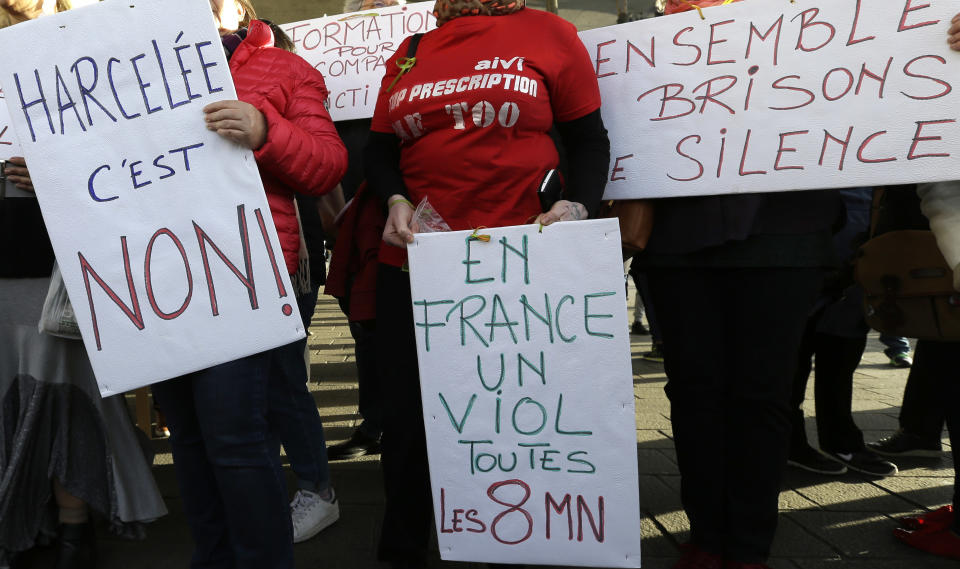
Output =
[
  {"x1": 0, "y1": 0, "x2": 304, "y2": 396},
  {"x1": 580, "y1": 0, "x2": 960, "y2": 199},
  {"x1": 407, "y1": 219, "x2": 642, "y2": 567}
]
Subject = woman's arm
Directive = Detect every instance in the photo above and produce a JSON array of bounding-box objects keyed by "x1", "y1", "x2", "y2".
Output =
[
  {"x1": 250, "y1": 68, "x2": 348, "y2": 197},
  {"x1": 363, "y1": 131, "x2": 416, "y2": 246},
  {"x1": 537, "y1": 109, "x2": 610, "y2": 226}
]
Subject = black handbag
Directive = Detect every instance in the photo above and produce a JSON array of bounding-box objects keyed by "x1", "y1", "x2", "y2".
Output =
[{"x1": 0, "y1": 160, "x2": 56, "y2": 278}]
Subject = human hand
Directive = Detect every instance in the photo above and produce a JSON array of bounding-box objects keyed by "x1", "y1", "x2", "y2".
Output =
[
  {"x1": 535, "y1": 200, "x2": 587, "y2": 227},
  {"x1": 383, "y1": 194, "x2": 418, "y2": 247},
  {"x1": 203, "y1": 100, "x2": 268, "y2": 149},
  {"x1": 950, "y1": 14, "x2": 960, "y2": 51},
  {"x1": 3, "y1": 156, "x2": 34, "y2": 192}
]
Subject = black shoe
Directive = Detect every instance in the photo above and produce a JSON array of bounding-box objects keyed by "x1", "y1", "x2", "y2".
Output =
[
  {"x1": 787, "y1": 445, "x2": 847, "y2": 475},
  {"x1": 642, "y1": 343, "x2": 664, "y2": 363},
  {"x1": 823, "y1": 449, "x2": 898, "y2": 477},
  {"x1": 327, "y1": 428, "x2": 381, "y2": 461},
  {"x1": 866, "y1": 429, "x2": 942, "y2": 458},
  {"x1": 54, "y1": 522, "x2": 96, "y2": 569},
  {"x1": 630, "y1": 321, "x2": 649, "y2": 335}
]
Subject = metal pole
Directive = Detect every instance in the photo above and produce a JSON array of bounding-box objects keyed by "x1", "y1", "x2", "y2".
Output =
[{"x1": 545, "y1": 0, "x2": 559, "y2": 14}]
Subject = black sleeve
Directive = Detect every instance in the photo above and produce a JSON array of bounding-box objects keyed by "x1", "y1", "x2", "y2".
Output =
[
  {"x1": 554, "y1": 109, "x2": 610, "y2": 218},
  {"x1": 363, "y1": 131, "x2": 410, "y2": 206}
]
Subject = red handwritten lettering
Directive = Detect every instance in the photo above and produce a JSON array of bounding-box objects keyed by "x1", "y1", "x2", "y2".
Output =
[
  {"x1": 908, "y1": 119, "x2": 956, "y2": 160},
  {"x1": 793, "y1": 9, "x2": 836, "y2": 53},
  {"x1": 898, "y1": 0, "x2": 939, "y2": 32}
]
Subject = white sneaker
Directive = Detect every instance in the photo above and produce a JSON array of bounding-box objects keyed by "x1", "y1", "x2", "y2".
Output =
[{"x1": 290, "y1": 488, "x2": 339, "y2": 543}]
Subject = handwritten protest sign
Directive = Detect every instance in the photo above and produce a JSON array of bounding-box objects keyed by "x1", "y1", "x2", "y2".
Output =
[
  {"x1": 282, "y1": 2, "x2": 437, "y2": 121},
  {"x1": 0, "y1": 0, "x2": 304, "y2": 396},
  {"x1": 579, "y1": 0, "x2": 960, "y2": 199},
  {"x1": 407, "y1": 220, "x2": 642, "y2": 567}
]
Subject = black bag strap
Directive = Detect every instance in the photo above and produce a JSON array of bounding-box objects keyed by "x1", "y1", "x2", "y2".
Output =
[
  {"x1": 386, "y1": 33, "x2": 424, "y2": 93},
  {"x1": 406, "y1": 33, "x2": 423, "y2": 57}
]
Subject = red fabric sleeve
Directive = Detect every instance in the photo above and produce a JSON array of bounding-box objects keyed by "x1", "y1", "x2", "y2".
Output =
[
  {"x1": 548, "y1": 18, "x2": 603, "y2": 123},
  {"x1": 253, "y1": 55, "x2": 348, "y2": 196},
  {"x1": 370, "y1": 36, "x2": 412, "y2": 134}
]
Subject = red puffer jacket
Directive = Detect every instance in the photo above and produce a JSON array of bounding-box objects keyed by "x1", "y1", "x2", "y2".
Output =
[{"x1": 230, "y1": 20, "x2": 348, "y2": 273}]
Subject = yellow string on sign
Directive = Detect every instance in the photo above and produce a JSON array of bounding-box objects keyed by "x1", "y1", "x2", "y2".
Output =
[
  {"x1": 468, "y1": 227, "x2": 491, "y2": 242},
  {"x1": 338, "y1": 12, "x2": 378, "y2": 21},
  {"x1": 386, "y1": 57, "x2": 417, "y2": 92},
  {"x1": 679, "y1": 0, "x2": 739, "y2": 20}
]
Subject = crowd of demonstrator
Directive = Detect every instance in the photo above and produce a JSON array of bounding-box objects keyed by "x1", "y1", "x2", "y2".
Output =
[{"x1": 3, "y1": 1, "x2": 960, "y2": 569}]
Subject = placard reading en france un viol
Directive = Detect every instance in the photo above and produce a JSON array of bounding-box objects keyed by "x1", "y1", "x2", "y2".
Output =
[
  {"x1": 0, "y1": 0, "x2": 304, "y2": 395},
  {"x1": 407, "y1": 220, "x2": 642, "y2": 567}
]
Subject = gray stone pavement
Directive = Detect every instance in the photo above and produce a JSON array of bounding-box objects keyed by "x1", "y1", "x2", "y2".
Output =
[
  {"x1": 17, "y1": 287, "x2": 953, "y2": 569},
  {"x1": 15, "y1": 3, "x2": 955, "y2": 569}
]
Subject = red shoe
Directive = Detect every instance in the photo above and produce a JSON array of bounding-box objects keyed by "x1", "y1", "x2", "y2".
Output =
[
  {"x1": 893, "y1": 525, "x2": 960, "y2": 560},
  {"x1": 724, "y1": 561, "x2": 773, "y2": 569},
  {"x1": 672, "y1": 545, "x2": 723, "y2": 569},
  {"x1": 898, "y1": 505, "x2": 953, "y2": 531}
]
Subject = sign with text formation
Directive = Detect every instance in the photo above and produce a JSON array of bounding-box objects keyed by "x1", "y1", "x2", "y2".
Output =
[
  {"x1": 0, "y1": 0, "x2": 304, "y2": 396},
  {"x1": 281, "y1": 2, "x2": 437, "y2": 121},
  {"x1": 579, "y1": 0, "x2": 960, "y2": 198},
  {"x1": 407, "y1": 220, "x2": 642, "y2": 567}
]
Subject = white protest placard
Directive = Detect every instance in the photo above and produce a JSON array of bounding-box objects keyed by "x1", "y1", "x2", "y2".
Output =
[
  {"x1": 579, "y1": 0, "x2": 960, "y2": 199},
  {"x1": 407, "y1": 219, "x2": 642, "y2": 567},
  {"x1": 0, "y1": 0, "x2": 304, "y2": 396},
  {"x1": 282, "y1": 2, "x2": 437, "y2": 121}
]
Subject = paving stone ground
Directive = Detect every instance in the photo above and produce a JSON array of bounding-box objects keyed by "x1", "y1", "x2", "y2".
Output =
[
  {"x1": 14, "y1": 3, "x2": 954, "y2": 568},
  {"x1": 17, "y1": 283, "x2": 952, "y2": 569}
]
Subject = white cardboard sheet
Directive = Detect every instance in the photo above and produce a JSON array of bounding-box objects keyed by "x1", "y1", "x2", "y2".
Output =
[
  {"x1": 579, "y1": 0, "x2": 960, "y2": 198},
  {"x1": 407, "y1": 219, "x2": 642, "y2": 567},
  {"x1": 0, "y1": 0, "x2": 304, "y2": 395},
  {"x1": 281, "y1": 2, "x2": 437, "y2": 121}
]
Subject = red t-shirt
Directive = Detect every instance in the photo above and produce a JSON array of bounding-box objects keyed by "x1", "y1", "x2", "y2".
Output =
[{"x1": 372, "y1": 9, "x2": 601, "y2": 264}]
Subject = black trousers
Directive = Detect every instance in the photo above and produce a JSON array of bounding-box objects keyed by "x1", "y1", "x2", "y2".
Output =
[
  {"x1": 789, "y1": 311, "x2": 867, "y2": 454},
  {"x1": 375, "y1": 264, "x2": 434, "y2": 564},
  {"x1": 647, "y1": 267, "x2": 822, "y2": 563},
  {"x1": 910, "y1": 340, "x2": 960, "y2": 530},
  {"x1": 899, "y1": 341, "x2": 947, "y2": 440},
  {"x1": 349, "y1": 319, "x2": 384, "y2": 436}
]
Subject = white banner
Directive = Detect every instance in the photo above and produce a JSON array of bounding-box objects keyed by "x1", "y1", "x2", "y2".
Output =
[
  {"x1": 0, "y1": 0, "x2": 304, "y2": 396},
  {"x1": 407, "y1": 219, "x2": 642, "y2": 567},
  {"x1": 281, "y1": 1, "x2": 437, "y2": 121},
  {"x1": 580, "y1": 0, "x2": 960, "y2": 198}
]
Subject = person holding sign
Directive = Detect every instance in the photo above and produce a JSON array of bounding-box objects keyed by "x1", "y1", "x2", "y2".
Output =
[
  {"x1": 634, "y1": 2, "x2": 844, "y2": 569},
  {"x1": 0, "y1": 2, "x2": 168, "y2": 569},
  {"x1": 363, "y1": 1, "x2": 610, "y2": 566},
  {"x1": 892, "y1": 18, "x2": 960, "y2": 551},
  {"x1": 149, "y1": 0, "x2": 347, "y2": 567}
]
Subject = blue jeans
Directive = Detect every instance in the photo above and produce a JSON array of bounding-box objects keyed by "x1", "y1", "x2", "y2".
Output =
[
  {"x1": 269, "y1": 331, "x2": 331, "y2": 492},
  {"x1": 152, "y1": 351, "x2": 293, "y2": 569}
]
